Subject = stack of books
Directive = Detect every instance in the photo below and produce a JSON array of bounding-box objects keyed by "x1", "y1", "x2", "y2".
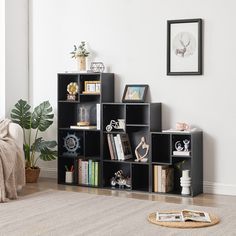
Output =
[
  {"x1": 107, "y1": 133, "x2": 132, "y2": 161},
  {"x1": 78, "y1": 159, "x2": 99, "y2": 186},
  {"x1": 153, "y1": 165, "x2": 174, "y2": 193}
]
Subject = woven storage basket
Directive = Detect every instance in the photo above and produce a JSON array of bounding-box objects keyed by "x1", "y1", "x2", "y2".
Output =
[{"x1": 25, "y1": 167, "x2": 40, "y2": 183}]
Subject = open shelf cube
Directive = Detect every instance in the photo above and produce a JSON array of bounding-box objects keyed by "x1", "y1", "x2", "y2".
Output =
[
  {"x1": 58, "y1": 130, "x2": 83, "y2": 158},
  {"x1": 58, "y1": 103, "x2": 78, "y2": 128},
  {"x1": 102, "y1": 104, "x2": 125, "y2": 132},
  {"x1": 172, "y1": 134, "x2": 192, "y2": 157},
  {"x1": 126, "y1": 104, "x2": 149, "y2": 125},
  {"x1": 151, "y1": 133, "x2": 171, "y2": 164},
  {"x1": 132, "y1": 164, "x2": 149, "y2": 192},
  {"x1": 58, "y1": 157, "x2": 77, "y2": 184},
  {"x1": 102, "y1": 162, "x2": 131, "y2": 188},
  {"x1": 58, "y1": 74, "x2": 79, "y2": 101},
  {"x1": 84, "y1": 131, "x2": 100, "y2": 158}
]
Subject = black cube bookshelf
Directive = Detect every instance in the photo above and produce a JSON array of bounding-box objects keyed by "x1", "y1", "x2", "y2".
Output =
[{"x1": 57, "y1": 73, "x2": 203, "y2": 197}]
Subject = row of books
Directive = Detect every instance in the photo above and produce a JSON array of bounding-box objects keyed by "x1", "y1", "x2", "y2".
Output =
[
  {"x1": 107, "y1": 134, "x2": 132, "y2": 161},
  {"x1": 153, "y1": 165, "x2": 174, "y2": 193},
  {"x1": 78, "y1": 159, "x2": 99, "y2": 186}
]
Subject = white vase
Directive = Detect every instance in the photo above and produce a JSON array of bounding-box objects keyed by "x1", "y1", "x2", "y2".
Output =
[
  {"x1": 180, "y1": 170, "x2": 191, "y2": 195},
  {"x1": 77, "y1": 57, "x2": 86, "y2": 72}
]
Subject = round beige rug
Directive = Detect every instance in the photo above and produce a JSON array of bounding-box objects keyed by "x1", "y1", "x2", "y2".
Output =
[{"x1": 148, "y1": 212, "x2": 220, "y2": 228}]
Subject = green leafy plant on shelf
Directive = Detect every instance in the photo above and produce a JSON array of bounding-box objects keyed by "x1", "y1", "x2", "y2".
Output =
[
  {"x1": 10, "y1": 99, "x2": 57, "y2": 169},
  {"x1": 70, "y1": 41, "x2": 90, "y2": 58}
]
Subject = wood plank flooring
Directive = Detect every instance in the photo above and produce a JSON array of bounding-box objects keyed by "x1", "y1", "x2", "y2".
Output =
[{"x1": 19, "y1": 178, "x2": 236, "y2": 208}]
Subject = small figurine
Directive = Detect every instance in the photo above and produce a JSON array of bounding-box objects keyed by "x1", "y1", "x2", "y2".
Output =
[
  {"x1": 175, "y1": 141, "x2": 184, "y2": 152},
  {"x1": 135, "y1": 137, "x2": 150, "y2": 162},
  {"x1": 106, "y1": 119, "x2": 125, "y2": 132},
  {"x1": 183, "y1": 139, "x2": 190, "y2": 152},
  {"x1": 67, "y1": 82, "x2": 78, "y2": 101},
  {"x1": 110, "y1": 170, "x2": 131, "y2": 189}
]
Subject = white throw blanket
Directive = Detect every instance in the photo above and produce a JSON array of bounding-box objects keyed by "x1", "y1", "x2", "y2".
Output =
[{"x1": 0, "y1": 119, "x2": 25, "y2": 202}]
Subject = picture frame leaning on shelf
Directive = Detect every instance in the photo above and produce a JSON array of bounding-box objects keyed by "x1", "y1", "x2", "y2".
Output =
[{"x1": 122, "y1": 84, "x2": 148, "y2": 103}]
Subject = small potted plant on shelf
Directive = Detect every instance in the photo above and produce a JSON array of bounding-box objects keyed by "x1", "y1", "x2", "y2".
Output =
[
  {"x1": 11, "y1": 99, "x2": 57, "y2": 183},
  {"x1": 70, "y1": 41, "x2": 90, "y2": 71}
]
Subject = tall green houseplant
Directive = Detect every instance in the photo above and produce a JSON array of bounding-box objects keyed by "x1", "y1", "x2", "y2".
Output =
[{"x1": 11, "y1": 99, "x2": 57, "y2": 168}]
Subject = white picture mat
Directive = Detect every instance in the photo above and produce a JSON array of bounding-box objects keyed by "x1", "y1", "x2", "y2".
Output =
[{"x1": 170, "y1": 22, "x2": 199, "y2": 72}]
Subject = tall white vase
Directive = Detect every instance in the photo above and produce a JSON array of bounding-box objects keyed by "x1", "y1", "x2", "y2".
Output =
[
  {"x1": 180, "y1": 170, "x2": 191, "y2": 195},
  {"x1": 77, "y1": 57, "x2": 86, "y2": 72}
]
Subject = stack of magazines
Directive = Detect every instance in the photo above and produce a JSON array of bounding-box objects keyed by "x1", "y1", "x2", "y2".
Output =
[{"x1": 156, "y1": 209, "x2": 211, "y2": 223}]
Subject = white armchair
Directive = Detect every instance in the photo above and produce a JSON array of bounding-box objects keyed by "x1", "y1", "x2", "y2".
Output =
[{"x1": 8, "y1": 123, "x2": 24, "y2": 148}]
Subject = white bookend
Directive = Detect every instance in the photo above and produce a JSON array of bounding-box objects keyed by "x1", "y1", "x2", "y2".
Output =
[
  {"x1": 96, "y1": 104, "x2": 101, "y2": 130},
  {"x1": 114, "y1": 135, "x2": 122, "y2": 160}
]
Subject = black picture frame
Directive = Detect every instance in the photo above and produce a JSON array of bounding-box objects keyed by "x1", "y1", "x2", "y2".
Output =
[
  {"x1": 122, "y1": 84, "x2": 148, "y2": 103},
  {"x1": 167, "y1": 18, "x2": 203, "y2": 75}
]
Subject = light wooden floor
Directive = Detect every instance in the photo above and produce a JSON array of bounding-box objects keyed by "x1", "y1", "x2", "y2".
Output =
[{"x1": 19, "y1": 178, "x2": 236, "y2": 208}]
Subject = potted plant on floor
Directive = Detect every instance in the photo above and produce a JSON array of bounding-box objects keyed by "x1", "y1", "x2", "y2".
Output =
[{"x1": 11, "y1": 99, "x2": 57, "y2": 183}]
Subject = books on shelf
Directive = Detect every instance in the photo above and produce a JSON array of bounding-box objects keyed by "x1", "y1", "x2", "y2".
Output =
[
  {"x1": 153, "y1": 165, "x2": 174, "y2": 193},
  {"x1": 107, "y1": 133, "x2": 132, "y2": 161},
  {"x1": 173, "y1": 151, "x2": 190, "y2": 156},
  {"x1": 156, "y1": 209, "x2": 211, "y2": 223},
  {"x1": 78, "y1": 159, "x2": 99, "y2": 186}
]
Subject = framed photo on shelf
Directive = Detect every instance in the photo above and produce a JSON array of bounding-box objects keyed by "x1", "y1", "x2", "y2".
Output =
[
  {"x1": 167, "y1": 18, "x2": 203, "y2": 75},
  {"x1": 83, "y1": 81, "x2": 101, "y2": 94},
  {"x1": 122, "y1": 84, "x2": 148, "y2": 103}
]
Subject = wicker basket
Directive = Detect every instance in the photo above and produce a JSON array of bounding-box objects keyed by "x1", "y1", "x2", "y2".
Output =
[{"x1": 25, "y1": 167, "x2": 40, "y2": 183}]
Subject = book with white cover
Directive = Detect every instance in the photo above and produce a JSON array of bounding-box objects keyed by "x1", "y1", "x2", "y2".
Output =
[
  {"x1": 96, "y1": 104, "x2": 100, "y2": 130},
  {"x1": 114, "y1": 135, "x2": 122, "y2": 160},
  {"x1": 117, "y1": 134, "x2": 132, "y2": 160}
]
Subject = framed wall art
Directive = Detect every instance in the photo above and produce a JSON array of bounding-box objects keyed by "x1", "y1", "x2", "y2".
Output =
[
  {"x1": 167, "y1": 18, "x2": 203, "y2": 75},
  {"x1": 122, "y1": 84, "x2": 148, "y2": 103}
]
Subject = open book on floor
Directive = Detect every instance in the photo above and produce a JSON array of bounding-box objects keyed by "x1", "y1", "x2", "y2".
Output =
[{"x1": 156, "y1": 209, "x2": 211, "y2": 223}]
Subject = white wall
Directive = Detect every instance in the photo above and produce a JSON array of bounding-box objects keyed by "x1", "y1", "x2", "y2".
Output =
[
  {"x1": 0, "y1": 0, "x2": 5, "y2": 118},
  {"x1": 31, "y1": 0, "x2": 236, "y2": 195},
  {"x1": 5, "y1": 0, "x2": 28, "y2": 117}
]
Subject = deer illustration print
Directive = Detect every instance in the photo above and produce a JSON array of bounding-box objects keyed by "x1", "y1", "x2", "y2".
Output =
[{"x1": 175, "y1": 33, "x2": 191, "y2": 57}]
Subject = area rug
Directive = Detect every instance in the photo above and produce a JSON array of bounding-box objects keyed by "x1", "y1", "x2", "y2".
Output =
[{"x1": 0, "y1": 190, "x2": 235, "y2": 236}]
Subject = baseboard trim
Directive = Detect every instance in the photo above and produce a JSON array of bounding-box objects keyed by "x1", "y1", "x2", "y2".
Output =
[
  {"x1": 203, "y1": 181, "x2": 236, "y2": 196},
  {"x1": 40, "y1": 169, "x2": 236, "y2": 196},
  {"x1": 40, "y1": 168, "x2": 57, "y2": 179}
]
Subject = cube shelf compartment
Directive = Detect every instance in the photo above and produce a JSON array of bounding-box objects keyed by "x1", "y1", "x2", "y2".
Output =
[{"x1": 151, "y1": 131, "x2": 203, "y2": 196}]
